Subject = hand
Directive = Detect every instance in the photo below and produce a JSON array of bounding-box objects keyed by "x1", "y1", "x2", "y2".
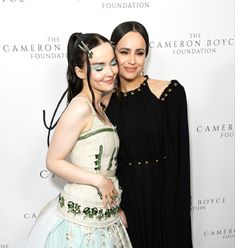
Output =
[
  {"x1": 96, "y1": 175, "x2": 118, "y2": 208},
  {"x1": 118, "y1": 209, "x2": 128, "y2": 228}
]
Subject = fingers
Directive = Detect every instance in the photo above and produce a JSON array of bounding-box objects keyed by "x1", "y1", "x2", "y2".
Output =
[
  {"x1": 102, "y1": 193, "x2": 114, "y2": 208},
  {"x1": 98, "y1": 177, "x2": 119, "y2": 208},
  {"x1": 102, "y1": 193, "x2": 117, "y2": 208}
]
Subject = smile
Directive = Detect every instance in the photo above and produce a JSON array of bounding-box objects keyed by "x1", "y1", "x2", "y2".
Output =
[
  {"x1": 124, "y1": 67, "x2": 137, "y2": 72},
  {"x1": 103, "y1": 78, "x2": 114, "y2": 84}
]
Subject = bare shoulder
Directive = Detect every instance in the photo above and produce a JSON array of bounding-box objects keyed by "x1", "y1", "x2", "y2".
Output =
[
  {"x1": 66, "y1": 96, "x2": 92, "y2": 118},
  {"x1": 148, "y1": 78, "x2": 171, "y2": 89},
  {"x1": 147, "y1": 78, "x2": 171, "y2": 98},
  {"x1": 58, "y1": 96, "x2": 93, "y2": 131}
]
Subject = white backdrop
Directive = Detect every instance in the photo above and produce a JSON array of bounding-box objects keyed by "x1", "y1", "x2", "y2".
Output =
[{"x1": 0, "y1": 0, "x2": 234, "y2": 247}]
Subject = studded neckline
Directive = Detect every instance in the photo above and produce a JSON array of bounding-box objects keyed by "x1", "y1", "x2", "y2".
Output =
[
  {"x1": 114, "y1": 76, "x2": 179, "y2": 101},
  {"x1": 159, "y1": 80, "x2": 179, "y2": 101},
  {"x1": 117, "y1": 76, "x2": 149, "y2": 97}
]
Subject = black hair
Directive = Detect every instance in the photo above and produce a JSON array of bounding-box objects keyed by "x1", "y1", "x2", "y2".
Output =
[
  {"x1": 43, "y1": 32, "x2": 111, "y2": 147},
  {"x1": 66, "y1": 32, "x2": 110, "y2": 113},
  {"x1": 110, "y1": 21, "x2": 149, "y2": 56},
  {"x1": 110, "y1": 21, "x2": 149, "y2": 95}
]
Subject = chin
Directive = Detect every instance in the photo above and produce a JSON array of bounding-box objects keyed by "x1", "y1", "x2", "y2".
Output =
[
  {"x1": 103, "y1": 85, "x2": 114, "y2": 92},
  {"x1": 122, "y1": 73, "x2": 139, "y2": 81},
  {"x1": 120, "y1": 70, "x2": 141, "y2": 81}
]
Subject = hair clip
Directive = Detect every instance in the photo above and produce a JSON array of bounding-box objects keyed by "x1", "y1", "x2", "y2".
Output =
[
  {"x1": 78, "y1": 41, "x2": 93, "y2": 59},
  {"x1": 110, "y1": 41, "x2": 116, "y2": 48}
]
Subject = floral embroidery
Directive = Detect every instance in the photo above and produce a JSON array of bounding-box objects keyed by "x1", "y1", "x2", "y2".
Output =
[
  {"x1": 67, "y1": 201, "x2": 81, "y2": 215},
  {"x1": 59, "y1": 195, "x2": 119, "y2": 220},
  {"x1": 97, "y1": 190, "x2": 103, "y2": 200},
  {"x1": 59, "y1": 194, "x2": 65, "y2": 207},
  {"x1": 94, "y1": 145, "x2": 103, "y2": 171},
  {"x1": 66, "y1": 231, "x2": 74, "y2": 241}
]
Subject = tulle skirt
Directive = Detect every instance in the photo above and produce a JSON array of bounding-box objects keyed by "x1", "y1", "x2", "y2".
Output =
[{"x1": 25, "y1": 197, "x2": 132, "y2": 248}]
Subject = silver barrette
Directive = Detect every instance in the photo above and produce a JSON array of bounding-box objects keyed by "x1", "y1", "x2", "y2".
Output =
[
  {"x1": 110, "y1": 41, "x2": 116, "y2": 48},
  {"x1": 78, "y1": 41, "x2": 93, "y2": 59}
]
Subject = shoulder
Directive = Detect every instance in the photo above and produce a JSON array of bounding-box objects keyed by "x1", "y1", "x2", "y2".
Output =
[
  {"x1": 147, "y1": 78, "x2": 171, "y2": 99},
  {"x1": 148, "y1": 78, "x2": 170, "y2": 87},
  {"x1": 148, "y1": 78, "x2": 184, "y2": 90},
  {"x1": 67, "y1": 96, "x2": 92, "y2": 116},
  {"x1": 59, "y1": 96, "x2": 93, "y2": 128},
  {"x1": 148, "y1": 77, "x2": 186, "y2": 101}
]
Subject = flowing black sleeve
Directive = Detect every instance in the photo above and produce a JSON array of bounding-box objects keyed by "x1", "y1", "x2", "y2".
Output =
[
  {"x1": 163, "y1": 81, "x2": 193, "y2": 247},
  {"x1": 176, "y1": 83, "x2": 192, "y2": 246}
]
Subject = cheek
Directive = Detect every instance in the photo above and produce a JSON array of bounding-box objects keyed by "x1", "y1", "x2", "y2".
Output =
[
  {"x1": 116, "y1": 54, "x2": 126, "y2": 65},
  {"x1": 137, "y1": 57, "x2": 145, "y2": 67},
  {"x1": 90, "y1": 71, "x2": 104, "y2": 82},
  {"x1": 113, "y1": 65, "x2": 119, "y2": 75}
]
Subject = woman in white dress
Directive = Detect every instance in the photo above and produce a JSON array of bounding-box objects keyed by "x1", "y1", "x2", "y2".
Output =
[{"x1": 25, "y1": 32, "x2": 132, "y2": 248}]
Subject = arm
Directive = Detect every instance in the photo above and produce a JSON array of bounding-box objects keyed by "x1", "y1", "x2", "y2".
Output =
[
  {"x1": 46, "y1": 97, "x2": 100, "y2": 185},
  {"x1": 46, "y1": 97, "x2": 117, "y2": 206},
  {"x1": 176, "y1": 85, "x2": 192, "y2": 246}
]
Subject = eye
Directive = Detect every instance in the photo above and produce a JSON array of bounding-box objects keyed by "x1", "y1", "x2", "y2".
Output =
[
  {"x1": 119, "y1": 50, "x2": 128, "y2": 55},
  {"x1": 136, "y1": 51, "x2": 145, "y2": 56},
  {"x1": 120, "y1": 51, "x2": 128, "y2": 55},
  {"x1": 92, "y1": 65, "x2": 104, "y2": 72},
  {"x1": 110, "y1": 59, "x2": 117, "y2": 66}
]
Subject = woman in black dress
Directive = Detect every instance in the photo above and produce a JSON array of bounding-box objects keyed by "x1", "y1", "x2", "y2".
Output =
[{"x1": 104, "y1": 21, "x2": 193, "y2": 248}]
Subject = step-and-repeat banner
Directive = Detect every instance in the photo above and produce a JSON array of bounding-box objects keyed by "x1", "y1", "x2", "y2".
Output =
[{"x1": 0, "y1": 0, "x2": 234, "y2": 247}]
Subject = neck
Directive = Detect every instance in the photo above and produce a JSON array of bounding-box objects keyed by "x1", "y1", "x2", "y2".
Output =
[
  {"x1": 119, "y1": 75, "x2": 146, "y2": 93},
  {"x1": 81, "y1": 83, "x2": 102, "y2": 106}
]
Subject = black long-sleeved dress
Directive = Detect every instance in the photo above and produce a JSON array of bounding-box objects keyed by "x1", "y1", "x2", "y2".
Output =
[{"x1": 106, "y1": 76, "x2": 193, "y2": 248}]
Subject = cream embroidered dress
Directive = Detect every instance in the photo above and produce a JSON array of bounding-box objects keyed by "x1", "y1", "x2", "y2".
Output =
[{"x1": 26, "y1": 97, "x2": 132, "y2": 248}]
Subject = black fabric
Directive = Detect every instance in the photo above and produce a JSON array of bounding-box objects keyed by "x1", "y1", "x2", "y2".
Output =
[{"x1": 106, "y1": 77, "x2": 193, "y2": 248}]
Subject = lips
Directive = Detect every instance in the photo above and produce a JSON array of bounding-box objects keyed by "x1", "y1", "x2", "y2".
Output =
[
  {"x1": 103, "y1": 78, "x2": 114, "y2": 84},
  {"x1": 124, "y1": 67, "x2": 137, "y2": 72}
]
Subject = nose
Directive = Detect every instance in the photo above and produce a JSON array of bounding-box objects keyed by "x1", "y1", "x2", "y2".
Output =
[{"x1": 128, "y1": 53, "x2": 136, "y2": 65}]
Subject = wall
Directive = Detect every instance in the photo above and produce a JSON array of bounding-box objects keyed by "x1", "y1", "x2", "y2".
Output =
[{"x1": 0, "y1": 0, "x2": 234, "y2": 247}]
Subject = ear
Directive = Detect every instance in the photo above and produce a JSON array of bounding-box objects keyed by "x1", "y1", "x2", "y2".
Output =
[{"x1": 75, "y1": 66, "x2": 86, "y2": 79}]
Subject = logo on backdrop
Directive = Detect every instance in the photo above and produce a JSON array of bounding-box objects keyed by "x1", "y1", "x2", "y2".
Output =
[
  {"x1": 101, "y1": 1, "x2": 150, "y2": 9},
  {"x1": 0, "y1": 244, "x2": 9, "y2": 248},
  {"x1": 150, "y1": 33, "x2": 234, "y2": 55},
  {"x1": 1, "y1": 0, "x2": 25, "y2": 3},
  {"x1": 203, "y1": 227, "x2": 235, "y2": 240},
  {"x1": 24, "y1": 212, "x2": 38, "y2": 219},
  {"x1": 39, "y1": 169, "x2": 56, "y2": 179},
  {"x1": 2, "y1": 37, "x2": 66, "y2": 60},
  {"x1": 191, "y1": 196, "x2": 227, "y2": 211},
  {"x1": 196, "y1": 123, "x2": 234, "y2": 138}
]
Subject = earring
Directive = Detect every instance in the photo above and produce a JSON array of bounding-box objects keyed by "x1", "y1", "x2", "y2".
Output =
[{"x1": 141, "y1": 68, "x2": 145, "y2": 76}]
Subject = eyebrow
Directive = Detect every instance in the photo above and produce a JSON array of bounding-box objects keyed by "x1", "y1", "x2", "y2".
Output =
[
  {"x1": 117, "y1": 48, "x2": 145, "y2": 52},
  {"x1": 91, "y1": 62, "x2": 105, "y2": 66},
  {"x1": 90, "y1": 57, "x2": 116, "y2": 65}
]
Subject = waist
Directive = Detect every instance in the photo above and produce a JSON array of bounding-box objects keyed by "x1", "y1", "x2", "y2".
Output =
[
  {"x1": 85, "y1": 168, "x2": 116, "y2": 177},
  {"x1": 57, "y1": 191, "x2": 120, "y2": 227},
  {"x1": 118, "y1": 155, "x2": 167, "y2": 167}
]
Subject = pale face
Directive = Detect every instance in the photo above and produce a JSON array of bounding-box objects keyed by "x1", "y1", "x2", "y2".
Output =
[
  {"x1": 89, "y1": 42, "x2": 118, "y2": 93},
  {"x1": 115, "y1": 31, "x2": 146, "y2": 81}
]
